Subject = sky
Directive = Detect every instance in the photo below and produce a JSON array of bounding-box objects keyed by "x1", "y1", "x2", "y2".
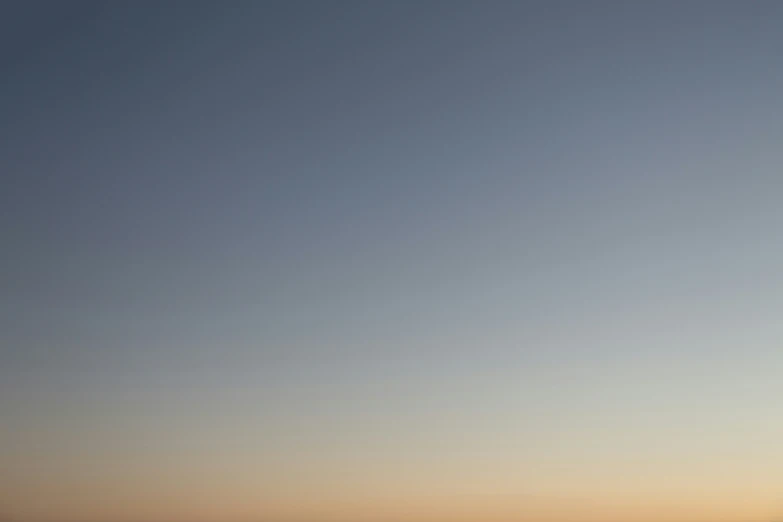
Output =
[{"x1": 2, "y1": 2, "x2": 783, "y2": 522}]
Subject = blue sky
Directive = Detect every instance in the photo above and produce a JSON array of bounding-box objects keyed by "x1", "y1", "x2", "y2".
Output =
[{"x1": 2, "y1": 3, "x2": 783, "y2": 521}]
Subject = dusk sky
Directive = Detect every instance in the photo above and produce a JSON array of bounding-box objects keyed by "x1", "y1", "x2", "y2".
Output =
[{"x1": 2, "y1": 2, "x2": 783, "y2": 522}]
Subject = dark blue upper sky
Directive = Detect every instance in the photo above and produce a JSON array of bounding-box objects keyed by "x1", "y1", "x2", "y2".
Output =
[{"x1": 3, "y1": 3, "x2": 783, "y2": 520}]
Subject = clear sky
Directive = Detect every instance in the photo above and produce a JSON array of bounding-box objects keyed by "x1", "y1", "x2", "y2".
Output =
[{"x1": 2, "y1": 2, "x2": 783, "y2": 522}]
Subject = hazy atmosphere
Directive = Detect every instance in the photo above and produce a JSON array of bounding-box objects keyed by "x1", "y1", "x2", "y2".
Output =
[{"x1": 2, "y1": 2, "x2": 783, "y2": 522}]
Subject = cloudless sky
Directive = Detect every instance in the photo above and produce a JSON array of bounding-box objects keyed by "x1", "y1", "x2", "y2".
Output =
[{"x1": 2, "y1": 2, "x2": 783, "y2": 522}]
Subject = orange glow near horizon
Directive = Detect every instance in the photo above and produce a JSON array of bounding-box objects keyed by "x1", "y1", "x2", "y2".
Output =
[{"x1": 2, "y1": 468, "x2": 781, "y2": 522}]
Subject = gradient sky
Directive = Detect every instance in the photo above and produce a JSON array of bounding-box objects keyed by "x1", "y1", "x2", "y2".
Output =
[{"x1": 3, "y1": 2, "x2": 783, "y2": 522}]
